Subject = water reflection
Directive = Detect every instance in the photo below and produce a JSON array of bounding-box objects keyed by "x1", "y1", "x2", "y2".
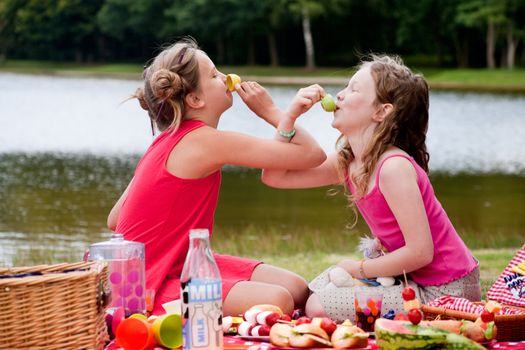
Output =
[{"x1": 1, "y1": 154, "x2": 524, "y2": 267}]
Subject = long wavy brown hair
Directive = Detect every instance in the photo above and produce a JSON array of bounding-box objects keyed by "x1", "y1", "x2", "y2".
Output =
[
  {"x1": 133, "y1": 37, "x2": 201, "y2": 133},
  {"x1": 337, "y1": 55, "x2": 430, "y2": 215}
]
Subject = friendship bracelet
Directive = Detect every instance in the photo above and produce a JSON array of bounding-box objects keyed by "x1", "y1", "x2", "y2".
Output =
[
  {"x1": 359, "y1": 259, "x2": 367, "y2": 279},
  {"x1": 278, "y1": 128, "x2": 296, "y2": 139}
]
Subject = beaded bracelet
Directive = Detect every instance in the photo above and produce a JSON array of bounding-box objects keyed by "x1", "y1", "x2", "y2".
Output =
[
  {"x1": 359, "y1": 259, "x2": 367, "y2": 279},
  {"x1": 278, "y1": 128, "x2": 296, "y2": 139}
]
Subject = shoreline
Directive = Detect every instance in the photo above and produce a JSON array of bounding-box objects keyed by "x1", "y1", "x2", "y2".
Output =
[{"x1": 2, "y1": 69, "x2": 525, "y2": 93}]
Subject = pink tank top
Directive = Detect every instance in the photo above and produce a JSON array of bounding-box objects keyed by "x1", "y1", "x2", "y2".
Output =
[
  {"x1": 347, "y1": 154, "x2": 477, "y2": 286},
  {"x1": 116, "y1": 120, "x2": 221, "y2": 292}
]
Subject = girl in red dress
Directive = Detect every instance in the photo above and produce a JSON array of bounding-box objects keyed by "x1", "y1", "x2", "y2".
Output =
[{"x1": 107, "y1": 37, "x2": 327, "y2": 316}]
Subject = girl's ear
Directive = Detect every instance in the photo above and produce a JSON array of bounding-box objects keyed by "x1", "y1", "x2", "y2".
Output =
[
  {"x1": 184, "y1": 91, "x2": 205, "y2": 109},
  {"x1": 373, "y1": 103, "x2": 393, "y2": 122}
]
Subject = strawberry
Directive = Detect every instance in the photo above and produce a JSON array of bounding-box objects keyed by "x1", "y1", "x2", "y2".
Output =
[
  {"x1": 295, "y1": 316, "x2": 311, "y2": 325},
  {"x1": 480, "y1": 309, "x2": 495, "y2": 323},
  {"x1": 408, "y1": 308, "x2": 422, "y2": 325},
  {"x1": 320, "y1": 317, "x2": 337, "y2": 335},
  {"x1": 402, "y1": 287, "x2": 416, "y2": 301}
]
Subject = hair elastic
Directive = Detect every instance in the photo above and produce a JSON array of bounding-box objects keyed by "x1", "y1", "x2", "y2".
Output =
[{"x1": 278, "y1": 128, "x2": 296, "y2": 139}]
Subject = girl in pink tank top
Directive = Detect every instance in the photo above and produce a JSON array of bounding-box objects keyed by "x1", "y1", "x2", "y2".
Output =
[
  {"x1": 107, "y1": 38, "x2": 328, "y2": 316},
  {"x1": 263, "y1": 55, "x2": 481, "y2": 321}
]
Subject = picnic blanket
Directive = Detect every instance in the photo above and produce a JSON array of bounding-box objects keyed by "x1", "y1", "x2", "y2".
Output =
[
  {"x1": 487, "y1": 245, "x2": 525, "y2": 308},
  {"x1": 105, "y1": 335, "x2": 525, "y2": 349}
]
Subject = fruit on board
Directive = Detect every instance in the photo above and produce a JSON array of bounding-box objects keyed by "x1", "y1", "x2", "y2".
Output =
[
  {"x1": 289, "y1": 323, "x2": 331, "y2": 348},
  {"x1": 484, "y1": 300, "x2": 502, "y2": 314},
  {"x1": 321, "y1": 94, "x2": 336, "y2": 112},
  {"x1": 269, "y1": 323, "x2": 293, "y2": 347},
  {"x1": 255, "y1": 311, "x2": 281, "y2": 326},
  {"x1": 295, "y1": 316, "x2": 312, "y2": 325},
  {"x1": 408, "y1": 308, "x2": 423, "y2": 325},
  {"x1": 331, "y1": 324, "x2": 369, "y2": 349},
  {"x1": 311, "y1": 317, "x2": 337, "y2": 335},
  {"x1": 244, "y1": 304, "x2": 283, "y2": 323},
  {"x1": 404, "y1": 298, "x2": 421, "y2": 312},
  {"x1": 421, "y1": 320, "x2": 463, "y2": 335},
  {"x1": 320, "y1": 317, "x2": 338, "y2": 335},
  {"x1": 375, "y1": 318, "x2": 485, "y2": 350},
  {"x1": 280, "y1": 314, "x2": 292, "y2": 322},
  {"x1": 375, "y1": 318, "x2": 447, "y2": 349},
  {"x1": 480, "y1": 309, "x2": 495, "y2": 323},
  {"x1": 402, "y1": 287, "x2": 416, "y2": 301}
]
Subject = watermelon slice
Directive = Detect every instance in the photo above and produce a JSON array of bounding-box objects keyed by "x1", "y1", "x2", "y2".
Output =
[{"x1": 375, "y1": 318, "x2": 485, "y2": 350}]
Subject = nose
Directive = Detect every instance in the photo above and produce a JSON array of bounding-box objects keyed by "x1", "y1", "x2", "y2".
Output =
[{"x1": 336, "y1": 90, "x2": 344, "y2": 100}]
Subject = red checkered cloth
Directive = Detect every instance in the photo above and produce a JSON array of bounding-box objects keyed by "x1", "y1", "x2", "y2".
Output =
[
  {"x1": 426, "y1": 296, "x2": 525, "y2": 315},
  {"x1": 487, "y1": 245, "x2": 525, "y2": 308}
]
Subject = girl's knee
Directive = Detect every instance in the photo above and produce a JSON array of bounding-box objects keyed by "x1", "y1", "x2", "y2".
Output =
[
  {"x1": 285, "y1": 273, "x2": 309, "y2": 307},
  {"x1": 267, "y1": 285, "x2": 295, "y2": 315},
  {"x1": 305, "y1": 293, "x2": 327, "y2": 318}
]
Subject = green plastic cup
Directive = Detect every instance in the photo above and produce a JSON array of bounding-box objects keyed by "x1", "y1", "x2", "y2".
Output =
[{"x1": 151, "y1": 314, "x2": 182, "y2": 348}]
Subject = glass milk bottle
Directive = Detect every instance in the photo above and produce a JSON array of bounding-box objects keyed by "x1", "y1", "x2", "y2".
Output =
[
  {"x1": 87, "y1": 233, "x2": 146, "y2": 317},
  {"x1": 181, "y1": 229, "x2": 223, "y2": 350}
]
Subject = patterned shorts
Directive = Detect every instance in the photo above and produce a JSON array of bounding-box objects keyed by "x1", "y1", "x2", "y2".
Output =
[{"x1": 308, "y1": 265, "x2": 481, "y2": 323}]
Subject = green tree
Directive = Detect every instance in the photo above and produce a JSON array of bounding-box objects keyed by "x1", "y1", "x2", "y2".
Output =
[
  {"x1": 0, "y1": 0, "x2": 27, "y2": 61},
  {"x1": 456, "y1": 0, "x2": 507, "y2": 68},
  {"x1": 97, "y1": 0, "x2": 169, "y2": 61},
  {"x1": 9, "y1": 0, "x2": 103, "y2": 61},
  {"x1": 282, "y1": 0, "x2": 347, "y2": 70}
]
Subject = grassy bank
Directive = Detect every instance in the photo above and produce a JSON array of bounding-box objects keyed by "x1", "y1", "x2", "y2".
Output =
[
  {"x1": 1, "y1": 60, "x2": 525, "y2": 92},
  {"x1": 12, "y1": 245, "x2": 517, "y2": 299}
]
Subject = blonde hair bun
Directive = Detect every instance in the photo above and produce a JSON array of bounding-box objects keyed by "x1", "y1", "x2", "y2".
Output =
[
  {"x1": 150, "y1": 68, "x2": 183, "y2": 101},
  {"x1": 134, "y1": 87, "x2": 150, "y2": 111}
]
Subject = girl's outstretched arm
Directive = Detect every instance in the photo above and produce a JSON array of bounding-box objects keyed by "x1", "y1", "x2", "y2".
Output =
[
  {"x1": 338, "y1": 157, "x2": 434, "y2": 278},
  {"x1": 261, "y1": 152, "x2": 341, "y2": 189},
  {"x1": 196, "y1": 82, "x2": 327, "y2": 171}
]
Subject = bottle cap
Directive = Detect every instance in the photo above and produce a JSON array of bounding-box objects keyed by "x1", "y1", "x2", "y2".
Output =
[{"x1": 189, "y1": 229, "x2": 210, "y2": 240}]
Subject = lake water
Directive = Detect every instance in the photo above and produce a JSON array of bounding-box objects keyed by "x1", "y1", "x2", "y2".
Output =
[{"x1": 1, "y1": 73, "x2": 524, "y2": 266}]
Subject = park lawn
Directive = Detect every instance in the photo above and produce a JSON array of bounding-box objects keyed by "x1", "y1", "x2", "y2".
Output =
[
  {"x1": 255, "y1": 248, "x2": 518, "y2": 299},
  {"x1": 1, "y1": 60, "x2": 525, "y2": 91}
]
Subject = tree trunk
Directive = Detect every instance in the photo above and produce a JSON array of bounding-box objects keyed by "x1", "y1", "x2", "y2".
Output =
[
  {"x1": 301, "y1": 6, "x2": 315, "y2": 70},
  {"x1": 268, "y1": 32, "x2": 279, "y2": 67},
  {"x1": 506, "y1": 23, "x2": 518, "y2": 69},
  {"x1": 486, "y1": 19, "x2": 496, "y2": 68}
]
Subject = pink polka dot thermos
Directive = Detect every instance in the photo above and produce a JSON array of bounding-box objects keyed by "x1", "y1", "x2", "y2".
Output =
[{"x1": 87, "y1": 233, "x2": 146, "y2": 337}]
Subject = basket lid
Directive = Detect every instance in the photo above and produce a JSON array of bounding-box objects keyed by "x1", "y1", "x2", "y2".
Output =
[{"x1": 88, "y1": 233, "x2": 144, "y2": 261}]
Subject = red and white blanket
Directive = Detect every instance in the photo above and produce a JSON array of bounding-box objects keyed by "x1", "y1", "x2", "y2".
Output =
[
  {"x1": 487, "y1": 245, "x2": 525, "y2": 308},
  {"x1": 427, "y1": 295, "x2": 525, "y2": 315}
]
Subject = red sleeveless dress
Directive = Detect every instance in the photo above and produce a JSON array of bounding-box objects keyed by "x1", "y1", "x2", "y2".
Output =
[{"x1": 116, "y1": 119, "x2": 262, "y2": 314}]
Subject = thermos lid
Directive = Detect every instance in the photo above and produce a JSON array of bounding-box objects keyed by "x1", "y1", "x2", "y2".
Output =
[{"x1": 88, "y1": 233, "x2": 144, "y2": 261}]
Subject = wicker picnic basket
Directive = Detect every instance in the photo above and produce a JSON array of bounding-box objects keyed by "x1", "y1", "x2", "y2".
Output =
[
  {"x1": 0, "y1": 261, "x2": 110, "y2": 350},
  {"x1": 422, "y1": 302, "x2": 525, "y2": 341}
]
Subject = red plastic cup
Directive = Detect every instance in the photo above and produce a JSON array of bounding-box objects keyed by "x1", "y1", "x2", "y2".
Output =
[{"x1": 116, "y1": 317, "x2": 156, "y2": 350}]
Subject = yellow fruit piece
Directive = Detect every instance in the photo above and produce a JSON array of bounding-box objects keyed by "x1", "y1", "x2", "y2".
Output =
[
  {"x1": 404, "y1": 299, "x2": 421, "y2": 312},
  {"x1": 226, "y1": 74, "x2": 241, "y2": 91},
  {"x1": 341, "y1": 319, "x2": 353, "y2": 326},
  {"x1": 485, "y1": 300, "x2": 502, "y2": 314}
]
